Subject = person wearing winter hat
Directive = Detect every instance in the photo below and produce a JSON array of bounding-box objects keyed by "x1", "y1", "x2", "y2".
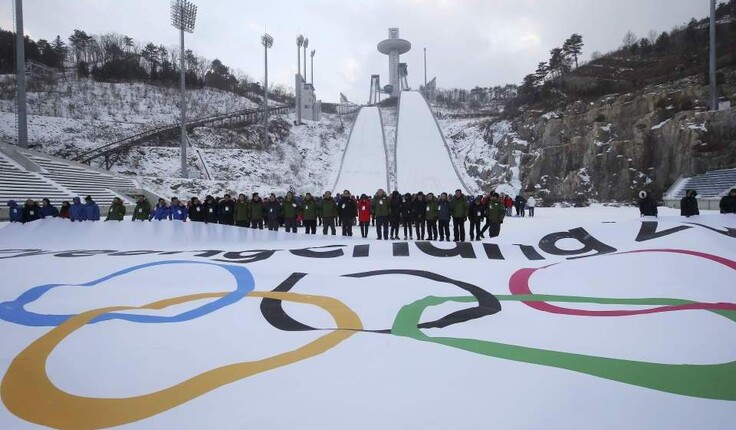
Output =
[
  {"x1": 69, "y1": 197, "x2": 87, "y2": 222},
  {"x1": 680, "y1": 190, "x2": 699, "y2": 217},
  {"x1": 82, "y1": 196, "x2": 100, "y2": 221},
  {"x1": 720, "y1": 189, "x2": 736, "y2": 214},
  {"x1": 638, "y1": 191, "x2": 658, "y2": 217}
]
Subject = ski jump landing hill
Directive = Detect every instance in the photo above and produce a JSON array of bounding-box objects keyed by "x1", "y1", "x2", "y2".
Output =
[
  {"x1": 395, "y1": 91, "x2": 469, "y2": 193},
  {"x1": 333, "y1": 91, "x2": 469, "y2": 195},
  {"x1": 333, "y1": 106, "x2": 390, "y2": 194}
]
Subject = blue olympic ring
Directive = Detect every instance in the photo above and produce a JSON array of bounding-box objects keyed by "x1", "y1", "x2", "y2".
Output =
[{"x1": 0, "y1": 260, "x2": 254, "y2": 327}]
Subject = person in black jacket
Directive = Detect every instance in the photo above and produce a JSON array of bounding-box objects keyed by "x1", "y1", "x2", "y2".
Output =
[
  {"x1": 720, "y1": 189, "x2": 736, "y2": 214},
  {"x1": 265, "y1": 193, "x2": 281, "y2": 231},
  {"x1": 188, "y1": 197, "x2": 204, "y2": 222},
  {"x1": 202, "y1": 195, "x2": 218, "y2": 223},
  {"x1": 22, "y1": 199, "x2": 41, "y2": 223},
  {"x1": 514, "y1": 194, "x2": 526, "y2": 217},
  {"x1": 401, "y1": 193, "x2": 414, "y2": 240},
  {"x1": 468, "y1": 195, "x2": 484, "y2": 241},
  {"x1": 389, "y1": 191, "x2": 402, "y2": 240},
  {"x1": 680, "y1": 190, "x2": 700, "y2": 217},
  {"x1": 339, "y1": 190, "x2": 357, "y2": 236},
  {"x1": 218, "y1": 194, "x2": 235, "y2": 225},
  {"x1": 413, "y1": 192, "x2": 427, "y2": 240},
  {"x1": 638, "y1": 191, "x2": 658, "y2": 217}
]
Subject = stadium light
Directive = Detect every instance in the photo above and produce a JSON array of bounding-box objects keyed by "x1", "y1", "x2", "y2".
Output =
[
  {"x1": 310, "y1": 49, "x2": 315, "y2": 85},
  {"x1": 171, "y1": 0, "x2": 198, "y2": 178},
  {"x1": 262, "y1": 33, "x2": 274, "y2": 146},
  {"x1": 296, "y1": 34, "x2": 304, "y2": 125},
  {"x1": 709, "y1": 0, "x2": 717, "y2": 111},
  {"x1": 14, "y1": 0, "x2": 28, "y2": 148},
  {"x1": 303, "y1": 38, "x2": 309, "y2": 86}
]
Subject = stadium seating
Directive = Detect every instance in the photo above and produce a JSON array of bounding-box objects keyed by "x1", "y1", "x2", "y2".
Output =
[
  {"x1": 0, "y1": 152, "x2": 71, "y2": 205},
  {"x1": 22, "y1": 152, "x2": 137, "y2": 205},
  {"x1": 0, "y1": 145, "x2": 141, "y2": 209},
  {"x1": 672, "y1": 168, "x2": 736, "y2": 199}
]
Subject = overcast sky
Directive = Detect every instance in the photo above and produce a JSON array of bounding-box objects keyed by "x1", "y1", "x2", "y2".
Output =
[{"x1": 1, "y1": 0, "x2": 710, "y2": 103}]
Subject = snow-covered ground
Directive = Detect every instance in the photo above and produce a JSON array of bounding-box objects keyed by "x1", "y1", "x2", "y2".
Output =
[
  {"x1": 332, "y1": 106, "x2": 389, "y2": 194},
  {"x1": 396, "y1": 91, "x2": 467, "y2": 193},
  {"x1": 0, "y1": 207, "x2": 734, "y2": 429}
]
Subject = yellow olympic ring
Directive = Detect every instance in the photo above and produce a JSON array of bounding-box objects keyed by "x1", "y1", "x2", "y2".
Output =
[{"x1": 1, "y1": 291, "x2": 362, "y2": 430}]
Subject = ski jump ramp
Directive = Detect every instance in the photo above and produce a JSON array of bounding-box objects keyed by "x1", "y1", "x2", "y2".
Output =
[
  {"x1": 333, "y1": 106, "x2": 389, "y2": 194},
  {"x1": 395, "y1": 91, "x2": 469, "y2": 193}
]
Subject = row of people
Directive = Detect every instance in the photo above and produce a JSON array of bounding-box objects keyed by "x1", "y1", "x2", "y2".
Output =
[
  {"x1": 6, "y1": 196, "x2": 100, "y2": 223},
  {"x1": 124, "y1": 189, "x2": 508, "y2": 241}
]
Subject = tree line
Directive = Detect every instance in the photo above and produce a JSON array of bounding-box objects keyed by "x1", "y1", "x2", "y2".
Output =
[{"x1": 0, "y1": 28, "x2": 294, "y2": 103}]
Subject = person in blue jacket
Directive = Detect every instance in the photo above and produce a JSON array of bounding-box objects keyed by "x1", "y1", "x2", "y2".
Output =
[
  {"x1": 150, "y1": 198, "x2": 171, "y2": 221},
  {"x1": 39, "y1": 198, "x2": 59, "y2": 218},
  {"x1": 70, "y1": 197, "x2": 87, "y2": 222},
  {"x1": 170, "y1": 197, "x2": 188, "y2": 221},
  {"x1": 7, "y1": 200, "x2": 22, "y2": 223},
  {"x1": 83, "y1": 196, "x2": 101, "y2": 221}
]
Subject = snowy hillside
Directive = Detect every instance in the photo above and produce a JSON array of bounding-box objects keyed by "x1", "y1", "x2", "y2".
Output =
[
  {"x1": 438, "y1": 114, "x2": 526, "y2": 196},
  {"x1": 113, "y1": 114, "x2": 350, "y2": 198},
  {"x1": 0, "y1": 79, "x2": 260, "y2": 125}
]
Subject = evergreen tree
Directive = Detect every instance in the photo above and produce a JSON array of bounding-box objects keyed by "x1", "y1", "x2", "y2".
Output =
[{"x1": 562, "y1": 34, "x2": 584, "y2": 68}]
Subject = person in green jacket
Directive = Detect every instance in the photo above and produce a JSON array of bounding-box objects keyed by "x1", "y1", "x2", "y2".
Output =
[
  {"x1": 425, "y1": 192, "x2": 439, "y2": 240},
  {"x1": 131, "y1": 195, "x2": 151, "y2": 221},
  {"x1": 234, "y1": 193, "x2": 250, "y2": 227},
  {"x1": 486, "y1": 192, "x2": 506, "y2": 238},
  {"x1": 105, "y1": 197, "x2": 126, "y2": 221},
  {"x1": 372, "y1": 188, "x2": 390, "y2": 240},
  {"x1": 300, "y1": 193, "x2": 319, "y2": 234},
  {"x1": 283, "y1": 191, "x2": 299, "y2": 233},
  {"x1": 250, "y1": 193, "x2": 264, "y2": 229},
  {"x1": 321, "y1": 191, "x2": 338, "y2": 235},
  {"x1": 451, "y1": 189, "x2": 469, "y2": 242}
]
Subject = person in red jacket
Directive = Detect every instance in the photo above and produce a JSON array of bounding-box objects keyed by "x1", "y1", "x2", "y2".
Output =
[
  {"x1": 503, "y1": 194, "x2": 514, "y2": 217},
  {"x1": 357, "y1": 194, "x2": 372, "y2": 238}
]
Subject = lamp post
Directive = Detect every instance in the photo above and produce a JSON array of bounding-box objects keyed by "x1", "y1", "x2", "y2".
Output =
[
  {"x1": 303, "y1": 38, "x2": 309, "y2": 84},
  {"x1": 170, "y1": 0, "x2": 197, "y2": 179},
  {"x1": 709, "y1": 0, "x2": 718, "y2": 111},
  {"x1": 296, "y1": 34, "x2": 304, "y2": 125},
  {"x1": 310, "y1": 49, "x2": 315, "y2": 86},
  {"x1": 262, "y1": 33, "x2": 273, "y2": 147},
  {"x1": 15, "y1": 0, "x2": 28, "y2": 148}
]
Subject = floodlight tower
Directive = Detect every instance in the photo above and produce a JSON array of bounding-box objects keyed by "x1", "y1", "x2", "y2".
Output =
[
  {"x1": 709, "y1": 0, "x2": 718, "y2": 110},
  {"x1": 262, "y1": 33, "x2": 274, "y2": 146},
  {"x1": 310, "y1": 49, "x2": 315, "y2": 85},
  {"x1": 171, "y1": 0, "x2": 197, "y2": 179},
  {"x1": 303, "y1": 38, "x2": 309, "y2": 85},
  {"x1": 296, "y1": 34, "x2": 304, "y2": 125},
  {"x1": 14, "y1": 0, "x2": 28, "y2": 148},
  {"x1": 377, "y1": 28, "x2": 411, "y2": 98}
]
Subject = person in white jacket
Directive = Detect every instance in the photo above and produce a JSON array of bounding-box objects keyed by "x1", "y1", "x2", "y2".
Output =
[{"x1": 526, "y1": 196, "x2": 536, "y2": 217}]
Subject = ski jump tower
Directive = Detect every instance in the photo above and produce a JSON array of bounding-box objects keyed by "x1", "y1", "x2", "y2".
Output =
[{"x1": 377, "y1": 28, "x2": 411, "y2": 98}]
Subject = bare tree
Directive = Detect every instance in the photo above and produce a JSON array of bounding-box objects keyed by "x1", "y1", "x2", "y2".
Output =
[{"x1": 622, "y1": 30, "x2": 639, "y2": 50}]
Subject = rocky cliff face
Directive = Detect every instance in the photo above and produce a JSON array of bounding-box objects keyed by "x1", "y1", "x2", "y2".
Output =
[{"x1": 478, "y1": 77, "x2": 736, "y2": 203}]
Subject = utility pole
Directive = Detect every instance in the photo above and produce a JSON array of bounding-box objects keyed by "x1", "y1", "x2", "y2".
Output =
[
  {"x1": 709, "y1": 0, "x2": 718, "y2": 111},
  {"x1": 424, "y1": 47, "x2": 427, "y2": 87},
  {"x1": 15, "y1": 0, "x2": 28, "y2": 148}
]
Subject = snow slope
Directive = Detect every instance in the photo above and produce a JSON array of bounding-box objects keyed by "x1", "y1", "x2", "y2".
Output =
[
  {"x1": 0, "y1": 209, "x2": 734, "y2": 430},
  {"x1": 332, "y1": 107, "x2": 389, "y2": 195},
  {"x1": 396, "y1": 91, "x2": 468, "y2": 193}
]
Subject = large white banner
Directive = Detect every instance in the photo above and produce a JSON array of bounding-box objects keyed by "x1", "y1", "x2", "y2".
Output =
[{"x1": 0, "y1": 215, "x2": 735, "y2": 429}]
